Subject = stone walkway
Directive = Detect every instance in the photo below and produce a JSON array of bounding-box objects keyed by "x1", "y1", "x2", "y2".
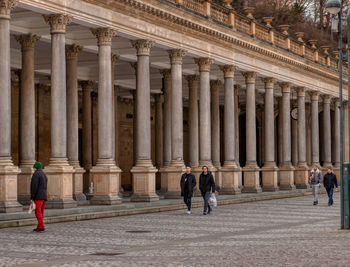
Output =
[{"x1": 1, "y1": 192, "x2": 349, "y2": 267}]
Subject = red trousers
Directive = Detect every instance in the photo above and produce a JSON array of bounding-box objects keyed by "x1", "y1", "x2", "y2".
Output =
[{"x1": 34, "y1": 200, "x2": 46, "y2": 230}]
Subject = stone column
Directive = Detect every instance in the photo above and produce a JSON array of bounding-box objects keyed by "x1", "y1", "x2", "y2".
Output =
[
  {"x1": 0, "y1": 0, "x2": 22, "y2": 213},
  {"x1": 234, "y1": 85, "x2": 242, "y2": 189},
  {"x1": 111, "y1": 54, "x2": 119, "y2": 164},
  {"x1": 90, "y1": 28, "x2": 121, "y2": 205},
  {"x1": 80, "y1": 81, "x2": 93, "y2": 194},
  {"x1": 165, "y1": 49, "x2": 186, "y2": 198},
  {"x1": 291, "y1": 107, "x2": 298, "y2": 166},
  {"x1": 294, "y1": 87, "x2": 309, "y2": 189},
  {"x1": 278, "y1": 82, "x2": 295, "y2": 190},
  {"x1": 210, "y1": 79, "x2": 222, "y2": 189},
  {"x1": 66, "y1": 44, "x2": 86, "y2": 202},
  {"x1": 333, "y1": 98, "x2": 341, "y2": 180},
  {"x1": 130, "y1": 40, "x2": 159, "y2": 202},
  {"x1": 195, "y1": 58, "x2": 217, "y2": 175},
  {"x1": 277, "y1": 97, "x2": 283, "y2": 166},
  {"x1": 43, "y1": 14, "x2": 76, "y2": 208},
  {"x1": 155, "y1": 94, "x2": 163, "y2": 169},
  {"x1": 220, "y1": 65, "x2": 240, "y2": 194},
  {"x1": 159, "y1": 69, "x2": 171, "y2": 194},
  {"x1": 261, "y1": 77, "x2": 278, "y2": 191},
  {"x1": 15, "y1": 33, "x2": 40, "y2": 205},
  {"x1": 310, "y1": 91, "x2": 320, "y2": 166},
  {"x1": 242, "y1": 72, "x2": 261, "y2": 193},
  {"x1": 323, "y1": 94, "x2": 332, "y2": 168}
]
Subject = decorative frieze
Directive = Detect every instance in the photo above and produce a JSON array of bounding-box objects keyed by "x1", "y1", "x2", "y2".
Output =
[
  {"x1": 0, "y1": 0, "x2": 18, "y2": 19},
  {"x1": 91, "y1": 28, "x2": 117, "y2": 46},
  {"x1": 131, "y1": 39, "x2": 154, "y2": 56},
  {"x1": 66, "y1": 44, "x2": 83, "y2": 60},
  {"x1": 194, "y1": 58, "x2": 214, "y2": 72},
  {"x1": 220, "y1": 65, "x2": 236, "y2": 78},
  {"x1": 43, "y1": 14, "x2": 72, "y2": 34},
  {"x1": 15, "y1": 33, "x2": 40, "y2": 51},
  {"x1": 168, "y1": 49, "x2": 186, "y2": 64}
]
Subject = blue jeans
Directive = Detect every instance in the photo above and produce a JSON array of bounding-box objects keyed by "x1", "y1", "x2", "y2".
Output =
[
  {"x1": 327, "y1": 187, "x2": 334, "y2": 205},
  {"x1": 202, "y1": 191, "x2": 211, "y2": 213}
]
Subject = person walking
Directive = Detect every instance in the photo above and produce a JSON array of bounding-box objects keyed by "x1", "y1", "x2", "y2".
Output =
[
  {"x1": 323, "y1": 166, "x2": 338, "y2": 206},
  {"x1": 180, "y1": 165, "x2": 196, "y2": 215},
  {"x1": 309, "y1": 165, "x2": 322, "y2": 205},
  {"x1": 199, "y1": 164, "x2": 215, "y2": 215},
  {"x1": 30, "y1": 162, "x2": 48, "y2": 232}
]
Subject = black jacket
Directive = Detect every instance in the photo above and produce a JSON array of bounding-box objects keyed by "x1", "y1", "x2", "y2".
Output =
[
  {"x1": 30, "y1": 169, "x2": 48, "y2": 201},
  {"x1": 199, "y1": 172, "x2": 215, "y2": 194},
  {"x1": 323, "y1": 173, "x2": 338, "y2": 189},
  {"x1": 180, "y1": 173, "x2": 196, "y2": 197}
]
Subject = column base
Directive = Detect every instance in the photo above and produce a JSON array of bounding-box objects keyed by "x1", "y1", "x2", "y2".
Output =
[
  {"x1": 130, "y1": 161, "x2": 159, "y2": 202},
  {"x1": 220, "y1": 162, "x2": 241, "y2": 195},
  {"x1": 279, "y1": 164, "x2": 296, "y2": 190},
  {"x1": 18, "y1": 163, "x2": 35, "y2": 205},
  {"x1": 294, "y1": 163, "x2": 310, "y2": 189},
  {"x1": 0, "y1": 158, "x2": 22, "y2": 213},
  {"x1": 163, "y1": 162, "x2": 185, "y2": 199},
  {"x1": 90, "y1": 162, "x2": 122, "y2": 205},
  {"x1": 261, "y1": 163, "x2": 279, "y2": 192},
  {"x1": 70, "y1": 163, "x2": 87, "y2": 202},
  {"x1": 44, "y1": 158, "x2": 77, "y2": 209},
  {"x1": 242, "y1": 163, "x2": 262, "y2": 193}
]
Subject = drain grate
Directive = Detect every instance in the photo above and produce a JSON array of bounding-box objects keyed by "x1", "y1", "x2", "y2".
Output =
[
  {"x1": 126, "y1": 230, "x2": 152, "y2": 233},
  {"x1": 92, "y1": 252, "x2": 124, "y2": 256}
]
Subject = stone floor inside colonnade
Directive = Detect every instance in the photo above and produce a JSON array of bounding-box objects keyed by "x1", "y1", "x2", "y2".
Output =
[{"x1": 1, "y1": 192, "x2": 349, "y2": 267}]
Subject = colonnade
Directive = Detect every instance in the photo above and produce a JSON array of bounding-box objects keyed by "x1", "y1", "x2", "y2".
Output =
[{"x1": 0, "y1": 3, "x2": 344, "y2": 212}]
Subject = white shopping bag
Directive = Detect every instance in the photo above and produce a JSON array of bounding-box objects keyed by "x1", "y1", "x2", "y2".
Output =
[
  {"x1": 28, "y1": 202, "x2": 36, "y2": 214},
  {"x1": 209, "y1": 194, "x2": 217, "y2": 207}
]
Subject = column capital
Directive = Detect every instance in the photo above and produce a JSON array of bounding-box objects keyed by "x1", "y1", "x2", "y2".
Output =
[
  {"x1": 15, "y1": 33, "x2": 40, "y2": 51},
  {"x1": 0, "y1": 0, "x2": 18, "y2": 19},
  {"x1": 43, "y1": 14, "x2": 72, "y2": 34},
  {"x1": 111, "y1": 54, "x2": 120, "y2": 65},
  {"x1": 91, "y1": 28, "x2": 116, "y2": 46},
  {"x1": 323, "y1": 94, "x2": 332, "y2": 104},
  {"x1": 234, "y1": 84, "x2": 241, "y2": 90},
  {"x1": 80, "y1": 80, "x2": 94, "y2": 91},
  {"x1": 278, "y1": 82, "x2": 291, "y2": 93},
  {"x1": 242, "y1": 72, "x2": 257, "y2": 84},
  {"x1": 210, "y1": 79, "x2": 222, "y2": 90},
  {"x1": 66, "y1": 44, "x2": 83, "y2": 60},
  {"x1": 309, "y1": 91, "x2": 319, "y2": 101},
  {"x1": 160, "y1": 69, "x2": 171, "y2": 80},
  {"x1": 261, "y1": 77, "x2": 275, "y2": 89},
  {"x1": 131, "y1": 39, "x2": 155, "y2": 56},
  {"x1": 194, "y1": 58, "x2": 214, "y2": 72},
  {"x1": 219, "y1": 65, "x2": 236, "y2": 78},
  {"x1": 185, "y1": 75, "x2": 200, "y2": 89},
  {"x1": 168, "y1": 49, "x2": 187, "y2": 64},
  {"x1": 295, "y1": 86, "x2": 306, "y2": 97},
  {"x1": 333, "y1": 97, "x2": 340, "y2": 105}
]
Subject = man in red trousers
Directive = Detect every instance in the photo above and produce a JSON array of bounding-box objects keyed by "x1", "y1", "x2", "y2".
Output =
[{"x1": 30, "y1": 162, "x2": 48, "y2": 232}]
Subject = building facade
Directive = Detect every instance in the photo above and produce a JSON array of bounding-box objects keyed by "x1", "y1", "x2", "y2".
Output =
[{"x1": 0, "y1": 0, "x2": 347, "y2": 212}]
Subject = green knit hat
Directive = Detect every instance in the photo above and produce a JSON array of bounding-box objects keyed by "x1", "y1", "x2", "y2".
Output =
[{"x1": 33, "y1": 162, "x2": 43, "y2": 169}]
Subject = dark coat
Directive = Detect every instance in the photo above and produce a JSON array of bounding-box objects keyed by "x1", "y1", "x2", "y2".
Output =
[
  {"x1": 30, "y1": 169, "x2": 48, "y2": 201},
  {"x1": 323, "y1": 173, "x2": 338, "y2": 189},
  {"x1": 199, "y1": 172, "x2": 215, "y2": 194},
  {"x1": 180, "y1": 173, "x2": 196, "y2": 197}
]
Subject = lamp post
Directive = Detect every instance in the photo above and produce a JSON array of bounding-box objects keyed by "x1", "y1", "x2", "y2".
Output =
[{"x1": 325, "y1": 0, "x2": 350, "y2": 229}]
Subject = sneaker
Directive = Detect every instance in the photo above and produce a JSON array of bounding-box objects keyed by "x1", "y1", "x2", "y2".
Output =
[
  {"x1": 33, "y1": 228, "x2": 45, "y2": 232},
  {"x1": 328, "y1": 203, "x2": 331, "y2": 206},
  {"x1": 186, "y1": 210, "x2": 191, "y2": 215},
  {"x1": 203, "y1": 212, "x2": 207, "y2": 215}
]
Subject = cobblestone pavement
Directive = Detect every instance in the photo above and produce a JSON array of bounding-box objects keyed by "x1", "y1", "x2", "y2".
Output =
[{"x1": 1, "y1": 192, "x2": 349, "y2": 267}]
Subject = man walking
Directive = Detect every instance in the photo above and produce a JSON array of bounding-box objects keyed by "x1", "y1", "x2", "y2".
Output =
[
  {"x1": 30, "y1": 162, "x2": 48, "y2": 232},
  {"x1": 309, "y1": 165, "x2": 322, "y2": 205},
  {"x1": 323, "y1": 166, "x2": 338, "y2": 206},
  {"x1": 199, "y1": 165, "x2": 215, "y2": 215},
  {"x1": 180, "y1": 165, "x2": 196, "y2": 215}
]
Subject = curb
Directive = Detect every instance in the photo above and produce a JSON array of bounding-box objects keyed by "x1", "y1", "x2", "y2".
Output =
[{"x1": 0, "y1": 190, "x2": 322, "y2": 229}]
